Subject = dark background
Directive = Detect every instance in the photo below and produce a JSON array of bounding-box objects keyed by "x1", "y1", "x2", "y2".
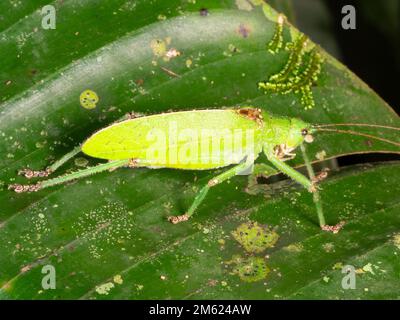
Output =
[
  {"x1": 325, "y1": 0, "x2": 399, "y2": 111},
  {"x1": 288, "y1": 0, "x2": 400, "y2": 165}
]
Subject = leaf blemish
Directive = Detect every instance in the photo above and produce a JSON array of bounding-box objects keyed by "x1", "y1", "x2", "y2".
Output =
[
  {"x1": 199, "y1": 8, "x2": 209, "y2": 16},
  {"x1": 235, "y1": 0, "x2": 253, "y2": 11},
  {"x1": 237, "y1": 24, "x2": 251, "y2": 38},
  {"x1": 150, "y1": 39, "x2": 167, "y2": 57},
  {"x1": 228, "y1": 255, "x2": 270, "y2": 282},
  {"x1": 232, "y1": 221, "x2": 279, "y2": 253},
  {"x1": 392, "y1": 233, "x2": 400, "y2": 250},
  {"x1": 72, "y1": 203, "x2": 135, "y2": 259},
  {"x1": 80, "y1": 89, "x2": 99, "y2": 110},
  {"x1": 150, "y1": 38, "x2": 180, "y2": 62},
  {"x1": 284, "y1": 243, "x2": 303, "y2": 253},
  {"x1": 95, "y1": 282, "x2": 115, "y2": 295}
]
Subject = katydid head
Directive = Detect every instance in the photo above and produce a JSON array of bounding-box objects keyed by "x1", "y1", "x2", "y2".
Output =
[
  {"x1": 286, "y1": 117, "x2": 314, "y2": 149},
  {"x1": 262, "y1": 115, "x2": 314, "y2": 150}
]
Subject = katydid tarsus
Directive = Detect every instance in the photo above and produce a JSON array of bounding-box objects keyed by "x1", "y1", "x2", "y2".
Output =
[{"x1": 9, "y1": 107, "x2": 400, "y2": 232}]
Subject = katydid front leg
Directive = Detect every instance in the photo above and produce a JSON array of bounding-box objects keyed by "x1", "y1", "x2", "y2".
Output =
[
  {"x1": 264, "y1": 148, "x2": 327, "y2": 228},
  {"x1": 265, "y1": 150, "x2": 316, "y2": 191},
  {"x1": 299, "y1": 144, "x2": 345, "y2": 233},
  {"x1": 168, "y1": 155, "x2": 255, "y2": 224}
]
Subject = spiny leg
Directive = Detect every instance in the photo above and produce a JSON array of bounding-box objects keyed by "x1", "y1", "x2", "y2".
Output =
[
  {"x1": 168, "y1": 157, "x2": 254, "y2": 224},
  {"x1": 298, "y1": 143, "x2": 325, "y2": 228},
  {"x1": 265, "y1": 148, "x2": 329, "y2": 229},
  {"x1": 18, "y1": 112, "x2": 145, "y2": 179},
  {"x1": 19, "y1": 146, "x2": 82, "y2": 179},
  {"x1": 265, "y1": 149, "x2": 315, "y2": 191},
  {"x1": 10, "y1": 159, "x2": 130, "y2": 193},
  {"x1": 300, "y1": 144, "x2": 344, "y2": 233},
  {"x1": 265, "y1": 146, "x2": 343, "y2": 233}
]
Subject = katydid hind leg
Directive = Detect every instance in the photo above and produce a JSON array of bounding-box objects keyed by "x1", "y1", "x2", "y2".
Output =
[
  {"x1": 18, "y1": 111, "x2": 144, "y2": 180},
  {"x1": 10, "y1": 159, "x2": 130, "y2": 193},
  {"x1": 18, "y1": 145, "x2": 82, "y2": 179},
  {"x1": 168, "y1": 157, "x2": 255, "y2": 224}
]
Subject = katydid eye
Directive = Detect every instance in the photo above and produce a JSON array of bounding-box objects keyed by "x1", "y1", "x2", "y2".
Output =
[{"x1": 301, "y1": 129, "x2": 308, "y2": 136}]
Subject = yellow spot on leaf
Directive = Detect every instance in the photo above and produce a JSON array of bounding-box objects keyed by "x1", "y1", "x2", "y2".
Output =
[
  {"x1": 95, "y1": 282, "x2": 114, "y2": 295},
  {"x1": 232, "y1": 221, "x2": 279, "y2": 253},
  {"x1": 236, "y1": 0, "x2": 253, "y2": 11},
  {"x1": 80, "y1": 89, "x2": 99, "y2": 110},
  {"x1": 316, "y1": 150, "x2": 327, "y2": 161},
  {"x1": 74, "y1": 157, "x2": 89, "y2": 167},
  {"x1": 362, "y1": 263, "x2": 375, "y2": 275},
  {"x1": 185, "y1": 59, "x2": 192, "y2": 68},
  {"x1": 231, "y1": 255, "x2": 270, "y2": 282},
  {"x1": 113, "y1": 274, "x2": 123, "y2": 285},
  {"x1": 150, "y1": 39, "x2": 167, "y2": 57},
  {"x1": 392, "y1": 233, "x2": 400, "y2": 249},
  {"x1": 284, "y1": 243, "x2": 303, "y2": 253},
  {"x1": 332, "y1": 262, "x2": 343, "y2": 270}
]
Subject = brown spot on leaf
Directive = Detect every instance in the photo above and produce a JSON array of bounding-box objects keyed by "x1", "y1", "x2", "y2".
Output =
[
  {"x1": 135, "y1": 79, "x2": 144, "y2": 86},
  {"x1": 207, "y1": 279, "x2": 218, "y2": 286},
  {"x1": 29, "y1": 69, "x2": 38, "y2": 76},
  {"x1": 199, "y1": 8, "x2": 209, "y2": 16},
  {"x1": 20, "y1": 264, "x2": 32, "y2": 273},
  {"x1": 365, "y1": 139, "x2": 373, "y2": 147},
  {"x1": 237, "y1": 24, "x2": 251, "y2": 38}
]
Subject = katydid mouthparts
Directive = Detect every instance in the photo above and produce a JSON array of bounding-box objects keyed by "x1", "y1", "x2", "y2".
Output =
[{"x1": 9, "y1": 107, "x2": 400, "y2": 233}]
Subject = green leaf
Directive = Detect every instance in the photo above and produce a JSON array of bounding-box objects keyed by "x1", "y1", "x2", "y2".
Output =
[{"x1": 0, "y1": 0, "x2": 399, "y2": 299}]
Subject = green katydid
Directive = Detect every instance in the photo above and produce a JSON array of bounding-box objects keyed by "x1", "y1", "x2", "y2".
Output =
[{"x1": 9, "y1": 107, "x2": 400, "y2": 232}]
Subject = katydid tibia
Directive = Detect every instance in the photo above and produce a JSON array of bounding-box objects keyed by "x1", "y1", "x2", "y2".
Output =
[{"x1": 9, "y1": 107, "x2": 400, "y2": 232}]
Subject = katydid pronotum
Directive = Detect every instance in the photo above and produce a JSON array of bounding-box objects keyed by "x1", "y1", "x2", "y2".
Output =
[{"x1": 9, "y1": 107, "x2": 400, "y2": 232}]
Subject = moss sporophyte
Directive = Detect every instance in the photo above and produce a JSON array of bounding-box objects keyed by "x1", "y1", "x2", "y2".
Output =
[{"x1": 259, "y1": 14, "x2": 323, "y2": 110}]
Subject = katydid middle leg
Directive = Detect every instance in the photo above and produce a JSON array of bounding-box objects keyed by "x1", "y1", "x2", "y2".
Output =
[{"x1": 168, "y1": 156, "x2": 255, "y2": 224}]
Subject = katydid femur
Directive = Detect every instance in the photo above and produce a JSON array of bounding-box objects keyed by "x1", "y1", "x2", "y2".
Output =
[{"x1": 9, "y1": 107, "x2": 400, "y2": 232}]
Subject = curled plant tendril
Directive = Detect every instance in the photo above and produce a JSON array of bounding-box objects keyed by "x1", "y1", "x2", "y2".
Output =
[{"x1": 260, "y1": 25, "x2": 324, "y2": 110}]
